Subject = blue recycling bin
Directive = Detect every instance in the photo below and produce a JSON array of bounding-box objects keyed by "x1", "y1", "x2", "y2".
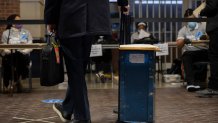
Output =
[{"x1": 118, "y1": 45, "x2": 159, "y2": 123}]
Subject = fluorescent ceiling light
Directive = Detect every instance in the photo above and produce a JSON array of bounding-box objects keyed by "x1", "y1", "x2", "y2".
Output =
[
  {"x1": 135, "y1": 1, "x2": 183, "y2": 4},
  {"x1": 109, "y1": 0, "x2": 183, "y2": 4}
]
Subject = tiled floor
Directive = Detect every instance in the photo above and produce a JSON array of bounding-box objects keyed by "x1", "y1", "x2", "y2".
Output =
[{"x1": 0, "y1": 74, "x2": 218, "y2": 123}]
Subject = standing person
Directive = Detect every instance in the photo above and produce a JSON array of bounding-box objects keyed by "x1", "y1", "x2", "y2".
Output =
[
  {"x1": 44, "y1": 0, "x2": 129, "y2": 123},
  {"x1": 197, "y1": 1, "x2": 218, "y2": 95},
  {"x1": 1, "y1": 14, "x2": 32, "y2": 93},
  {"x1": 176, "y1": 9, "x2": 208, "y2": 92}
]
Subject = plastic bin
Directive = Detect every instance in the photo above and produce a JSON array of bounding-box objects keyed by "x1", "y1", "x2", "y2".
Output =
[{"x1": 118, "y1": 44, "x2": 159, "y2": 123}]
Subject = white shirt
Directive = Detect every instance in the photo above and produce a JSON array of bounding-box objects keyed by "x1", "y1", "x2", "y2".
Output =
[
  {"x1": 177, "y1": 22, "x2": 208, "y2": 53},
  {"x1": 131, "y1": 29, "x2": 151, "y2": 44},
  {"x1": 1, "y1": 27, "x2": 33, "y2": 55}
]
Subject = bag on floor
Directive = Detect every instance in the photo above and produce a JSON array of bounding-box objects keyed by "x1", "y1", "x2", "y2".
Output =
[{"x1": 40, "y1": 34, "x2": 64, "y2": 86}]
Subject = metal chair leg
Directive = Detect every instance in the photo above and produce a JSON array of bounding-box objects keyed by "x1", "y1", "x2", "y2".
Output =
[{"x1": 28, "y1": 62, "x2": 32, "y2": 92}]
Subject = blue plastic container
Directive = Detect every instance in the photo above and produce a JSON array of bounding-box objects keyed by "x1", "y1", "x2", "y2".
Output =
[{"x1": 118, "y1": 46, "x2": 157, "y2": 123}]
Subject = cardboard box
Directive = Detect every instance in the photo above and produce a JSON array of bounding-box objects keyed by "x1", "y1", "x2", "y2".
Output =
[{"x1": 163, "y1": 74, "x2": 181, "y2": 83}]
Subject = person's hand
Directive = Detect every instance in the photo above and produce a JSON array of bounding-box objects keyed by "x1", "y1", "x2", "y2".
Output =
[
  {"x1": 119, "y1": 5, "x2": 130, "y2": 15},
  {"x1": 4, "y1": 49, "x2": 11, "y2": 55},
  {"x1": 47, "y1": 24, "x2": 56, "y2": 34},
  {"x1": 199, "y1": 34, "x2": 208, "y2": 40},
  {"x1": 20, "y1": 50, "x2": 28, "y2": 55},
  {"x1": 184, "y1": 38, "x2": 191, "y2": 44},
  {"x1": 20, "y1": 49, "x2": 31, "y2": 55}
]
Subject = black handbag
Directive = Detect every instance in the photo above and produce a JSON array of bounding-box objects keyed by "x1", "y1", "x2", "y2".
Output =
[{"x1": 40, "y1": 34, "x2": 64, "y2": 86}]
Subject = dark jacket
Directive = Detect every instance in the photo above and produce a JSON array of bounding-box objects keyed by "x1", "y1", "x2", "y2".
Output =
[
  {"x1": 200, "y1": 0, "x2": 218, "y2": 33},
  {"x1": 44, "y1": 0, "x2": 128, "y2": 39}
]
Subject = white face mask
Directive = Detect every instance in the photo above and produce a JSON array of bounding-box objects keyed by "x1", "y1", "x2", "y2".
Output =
[
  {"x1": 138, "y1": 29, "x2": 150, "y2": 39},
  {"x1": 138, "y1": 29, "x2": 143, "y2": 33}
]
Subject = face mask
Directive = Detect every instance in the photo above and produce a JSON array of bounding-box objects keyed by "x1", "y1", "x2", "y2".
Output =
[
  {"x1": 15, "y1": 24, "x2": 23, "y2": 29},
  {"x1": 138, "y1": 29, "x2": 144, "y2": 33},
  {"x1": 187, "y1": 22, "x2": 197, "y2": 30}
]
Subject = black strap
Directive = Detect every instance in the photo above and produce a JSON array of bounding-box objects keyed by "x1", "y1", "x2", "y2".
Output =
[
  {"x1": 7, "y1": 29, "x2": 11, "y2": 44},
  {"x1": 120, "y1": 13, "x2": 131, "y2": 44},
  {"x1": 45, "y1": 32, "x2": 59, "y2": 45},
  {"x1": 119, "y1": 6, "x2": 131, "y2": 44}
]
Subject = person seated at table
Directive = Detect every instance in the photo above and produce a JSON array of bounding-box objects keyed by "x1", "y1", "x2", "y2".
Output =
[
  {"x1": 176, "y1": 9, "x2": 209, "y2": 92},
  {"x1": 1, "y1": 14, "x2": 33, "y2": 93},
  {"x1": 131, "y1": 22, "x2": 156, "y2": 44}
]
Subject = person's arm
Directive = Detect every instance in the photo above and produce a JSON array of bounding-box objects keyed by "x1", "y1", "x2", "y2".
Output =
[
  {"x1": 130, "y1": 34, "x2": 134, "y2": 44},
  {"x1": 200, "y1": 0, "x2": 218, "y2": 17},
  {"x1": 26, "y1": 30, "x2": 33, "y2": 44},
  {"x1": 131, "y1": 33, "x2": 137, "y2": 44},
  {"x1": 176, "y1": 28, "x2": 187, "y2": 48},
  {"x1": 20, "y1": 30, "x2": 33, "y2": 54},
  {"x1": 44, "y1": 0, "x2": 61, "y2": 32},
  {"x1": 176, "y1": 39, "x2": 186, "y2": 48},
  {"x1": 1, "y1": 31, "x2": 11, "y2": 55},
  {"x1": 44, "y1": 0, "x2": 60, "y2": 24},
  {"x1": 1, "y1": 31, "x2": 8, "y2": 44}
]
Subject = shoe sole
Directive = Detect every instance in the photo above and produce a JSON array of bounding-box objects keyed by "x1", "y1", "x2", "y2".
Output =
[
  {"x1": 187, "y1": 87, "x2": 197, "y2": 92},
  {"x1": 187, "y1": 85, "x2": 201, "y2": 92},
  {"x1": 53, "y1": 104, "x2": 69, "y2": 123},
  {"x1": 194, "y1": 85, "x2": 200, "y2": 89}
]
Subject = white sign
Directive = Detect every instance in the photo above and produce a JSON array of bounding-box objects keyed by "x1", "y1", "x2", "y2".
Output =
[
  {"x1": 90, "y1": 44, "x2": 103, "y2": 57},
  {"x1": 154, "y1": 43, "x2": 169, "y2": 56},
  {"x1": 129, "y1": 54, "x2": 145, "y2": 63}
]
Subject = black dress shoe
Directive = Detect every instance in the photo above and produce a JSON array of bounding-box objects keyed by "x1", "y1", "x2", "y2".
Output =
[
  {"x1": 53, "y1": 103, "x2": 72, "y2": 122},
  {"x1": 70, "y1": 119, "x2": 91, "y2": 123}
]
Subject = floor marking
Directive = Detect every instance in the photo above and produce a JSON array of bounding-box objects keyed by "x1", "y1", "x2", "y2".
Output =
[{"x1": 13, "y1": 116, "x2": 58, "y2": 123}]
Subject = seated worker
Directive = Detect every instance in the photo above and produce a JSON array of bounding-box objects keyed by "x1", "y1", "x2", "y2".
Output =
[
  {"x1": 176, "y1": 9, "x2": 209, "y2": 92},
  {"x1": 131, "y1": 22, "x2": 155, "y2": 44},
  {"x1": 1, "y1": 14, "x2": 33, "y2": 93}
]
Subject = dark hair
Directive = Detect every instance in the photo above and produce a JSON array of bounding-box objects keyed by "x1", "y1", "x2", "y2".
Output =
[
  {"x1": 184, "y1": 9, "x2": 194, "y2": 17},
  {"x1": 6, "y1": 14, "x2": 20, "y2": 29}
]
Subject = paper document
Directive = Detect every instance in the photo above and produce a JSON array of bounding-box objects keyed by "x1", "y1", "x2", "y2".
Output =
[{"x1": 193, "y1": 2, "x2": 206, "y2": 18}]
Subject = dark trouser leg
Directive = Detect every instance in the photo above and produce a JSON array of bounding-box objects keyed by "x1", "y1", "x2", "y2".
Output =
[
  {"x1": 15, "y1": 52, "x2": 30, "y2": 80},
  {"x1": 14, "y1": 52, "x2": 30, "y2": 92},
  {"x1": 182, "y1": 52, "x2": 195, "y2": 83},
  {"x1": 83, "y1": 36, "x2": 93, "y2": 74},
  {"x1": 208, "y1": 30, "x2": 218, "y2": 90},
  {"x1": 182, "y1": 50, "x2": 208, "y2": 83},
  {"x1": 193, "y1": 63, "x2": 207, "y2": 82},
  {"x1": 2, "y1": 55, "x2": 12, "y2": 88},
  {"x1": 61, "y1": 36, "x2": 92, "y2": 120}
]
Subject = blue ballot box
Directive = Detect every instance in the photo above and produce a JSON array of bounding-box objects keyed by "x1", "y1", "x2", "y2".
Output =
[{"x1": 118, "y1": 45, "x2": 159, "y2": 123}]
